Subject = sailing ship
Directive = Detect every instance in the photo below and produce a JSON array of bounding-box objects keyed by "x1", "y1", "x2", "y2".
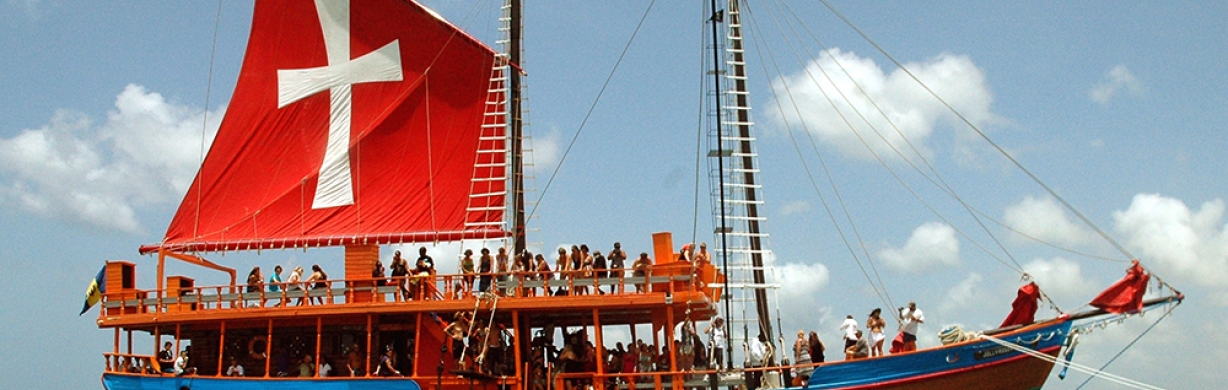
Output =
[{"x1": 89, "y1": 1, "x2": 1183, "y2": 390}]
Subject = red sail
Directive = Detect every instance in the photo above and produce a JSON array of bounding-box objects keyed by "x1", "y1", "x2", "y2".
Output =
[
  {"x1": 1000, "y1": 282, "x2": 1040, "y2": 328},
  {"x1": 1089, "y1": 260, "x2": 1151, "y2": 314},
  {"x1": 143, "y1": 0, "x2": 505, "y2": 254}
]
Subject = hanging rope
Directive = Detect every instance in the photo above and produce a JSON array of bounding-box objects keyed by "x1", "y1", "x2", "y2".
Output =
[
  {"x1": 194, "y1": 0, "x2": 224, "y2": 240},
  {"x1": 527, "y1": 0, "x2": 657, "y2": 223},
  {"x1": 980, "y1": 334, "x2": 1167, "y2": 390}
]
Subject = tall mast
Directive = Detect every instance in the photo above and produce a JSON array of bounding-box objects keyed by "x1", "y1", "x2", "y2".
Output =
[
  {"x1": 508, "y1": 0, "x2": 526, "y2": 255},
  {"x1": 707, "y1": 0, "x2": 775, "y2": 359},
  {"x1": 723, "y1": 0, "x2": 772, "y2": 344},
  {"x1": 707, "y1": 0, "x2": 734, "y2": 371}
]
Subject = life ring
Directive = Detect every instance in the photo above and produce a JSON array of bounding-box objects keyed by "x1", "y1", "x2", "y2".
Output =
[{"x1": 248, "y1": 336, "x2": 268, "y2": 360}]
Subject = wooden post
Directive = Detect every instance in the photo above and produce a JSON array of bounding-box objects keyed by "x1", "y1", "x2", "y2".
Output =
[
  {"x1": 667, "y1": 308, "x2": 679, "y2": 390},
  {"x1": 217, "y1": 321, "x2": 226, "y2": 377},
  {"x1": 593, "y1": 309, "x2": 605, "y2": 390},
  {"x1": 414, "y1": 313, "x2": 423, "y2": 377},
  {"x1": 264, "y1": 319, "x2": 273, "y2": 377},
  {"x1": 366, "y1": 314, "x2": 373, "y2": 377},
  {"x1": 315, "y1": 317, "x2": 323, "y2": 377},
  {"x1": 513, "y1": 311, "x2": 523, "y2": 382}
]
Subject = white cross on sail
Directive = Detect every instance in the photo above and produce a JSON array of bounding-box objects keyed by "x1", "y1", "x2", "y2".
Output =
[{"x1": 277, "y1": 0, "x2": 403, "y2": 209}]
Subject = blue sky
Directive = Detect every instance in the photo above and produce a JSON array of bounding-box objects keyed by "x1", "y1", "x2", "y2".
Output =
[{"x1": 1, "y1": 1, "x2": 1225, "y2": 388}]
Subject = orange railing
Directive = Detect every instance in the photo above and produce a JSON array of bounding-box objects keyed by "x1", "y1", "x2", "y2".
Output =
[
  {"x1": 102, "y1": 352, "x2": 162, "y2": 375},
  {"x1": 99, "y1": 268, "x2": 704, "y2": 318}
]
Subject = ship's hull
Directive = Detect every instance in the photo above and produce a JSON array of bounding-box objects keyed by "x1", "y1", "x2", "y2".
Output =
[
  {"x1": 102, "y1": 374, "x2": 423, "y2": 390},
  {"x1": 797, "y1": 319, "x2": 1071, "y2": 390}
]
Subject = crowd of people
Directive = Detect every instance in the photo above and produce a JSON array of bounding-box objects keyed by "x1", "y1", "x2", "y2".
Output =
[
  {"x1": 837, "y1": 301, "x2": 925, "y2": 362},
  {"x1": 228, "y1": 239, "x2": 719, "y2": 308}
]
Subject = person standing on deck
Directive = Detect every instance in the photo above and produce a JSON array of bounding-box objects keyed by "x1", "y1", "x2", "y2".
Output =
[
  {"x1": 157, "y1": 342, "x2": 175, "y2": 373},
  {"x1": 390, "y1": 250, "x2": 409, "y2": 300},
  {"x1": 704, "y1": 317, "x2": 726, "y2": 371},
  {"x1": 478, "y1": 248, "x2": 493, "y2": 293},
  {"x1": 608, "y1": 242, "x2": 626, "y2": 292},
  {"x1": 555, "y1": 247, "x2": 570, "y2": 295},
  {"x1": 632, "y1": 253, "x2": 652, "y2": 292},
  {"x1": 747, "y1": 333, "x2": 768, "y2": 390},
  {"x1": 535, "y1": 254, "x2": 552, "y2": 296},
  {"x1": 900, "y1": 301, "x2": 925, "y2": 352},
  {"x1": 695, "y1": 243, "x2": 711, "y2": 265},
  {"x1": 460, "y1": 249, "x2": 476, "y2": 295},
  {"x1": 268, "y1": 265, "x2": 283, "y2": 298},
  {"x1": 840, "y1": 315, "x2": 859, "y2": 360},
  {"x1": 592, "y1": 250, "x2": 607, "y2": 294},
  {"x1": 495, "y1": 247, "x2": 509, "y2": 296},
  {"x1": 867, "y1": 308, "x2": 887, "y2": 357}
]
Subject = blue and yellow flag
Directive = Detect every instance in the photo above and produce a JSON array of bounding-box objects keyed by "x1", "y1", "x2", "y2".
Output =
[{"x1": 80, "y1": 265, "x2": 106, "y2": 315}]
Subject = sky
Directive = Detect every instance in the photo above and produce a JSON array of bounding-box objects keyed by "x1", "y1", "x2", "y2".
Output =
[{"x1": 1, "y1": 0, "x2": 1226, "y2": 389}]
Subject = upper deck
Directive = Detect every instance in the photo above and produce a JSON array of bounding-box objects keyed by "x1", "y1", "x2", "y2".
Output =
[{"x1": 97, "y1": 255, "x2": 723, "y2": 330}]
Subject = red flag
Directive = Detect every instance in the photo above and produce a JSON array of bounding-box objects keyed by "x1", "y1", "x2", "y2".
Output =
[
  {"x1": 1089, "y1": 260, "x2": 1150, "y2": 314},
  {"x1": 1000, "y1": 282, "x2": 1040, "y2": 328}
]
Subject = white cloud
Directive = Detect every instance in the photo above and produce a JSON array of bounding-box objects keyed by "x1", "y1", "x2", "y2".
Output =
[
  {"x1": 771, "y1": 259, "x2": 832, "y2": 335},
  {"x1": 528, "y1": 128, "x2": 561, "y2": 174},
  {"x1": 1003, "y1": 195, "x2": 1097, "y2": 247},
  {"x1": 767, "y1": 48, "x2": 998, "y2": 161},
  {"x1": 1113, "y1": 194, "x2": 1228, "y2": 292},
  {"x1": 939, "y1": 272, "x2": 983, "y2": 313},
  {"x1": 878, "y1": 221, "x2": 960, "y2": 273},
  {"x1": 0, "y1": 84, "x2": 221, "y2": 233},
  {"x1": 1090, "y1": 64, "x2": 1144, "y2": 104},
  {"x1": 1021, "y1": 257, "x2": 1094, "y2": 302},
  {"x1": 779, "y1": 200, "x2": 811, "y2": 216}
]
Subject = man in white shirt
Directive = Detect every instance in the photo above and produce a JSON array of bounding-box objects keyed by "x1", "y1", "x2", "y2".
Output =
[
  {"x1": 839, "y1": 315, "x2": 859, "y2": 360},
  {"x1": 225, "y1": 358, "x2": 244, "y2": 377},
  {"x1": 748, "y1": 333, "x2": 768, "y2": 390},
  {"x1": 900, "y1": 301, "x2": 924, "y2": 352}
]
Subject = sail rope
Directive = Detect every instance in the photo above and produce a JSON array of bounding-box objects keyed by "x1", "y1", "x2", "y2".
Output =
[
  {"x1": 770, "y1": 0, "x2": 1036, "y2": 276},
  {"x1": 756, "y1": 1, "x2": 1035, "y2": 278},
  {"x1": 525, "y1": 0, "x2": 657, "y2": 224},
  {"x1": 1074, "y1": 302, "x2": 1178, "y2": 389},
  {"x1": 690, "y1": 3, "x2": 708, "y2": 246},
  {"x1": 739, "y1": 3, "x2": 894, "y2": 311},
  {"x1": 814, "y1": 0, "x2": 1140, "y2": 266},
  {"x1": 194, "y1": 0, "x2": 224, "y2": 240},
  {"x1": 979, "y1": 333, "x2": 1167, "y2": 390}
]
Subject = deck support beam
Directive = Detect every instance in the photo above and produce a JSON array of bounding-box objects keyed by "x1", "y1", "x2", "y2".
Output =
[
  {"x1": 593, "y1": 309, "x2": 605, "y2": 390},
  {"x1": 217, "y1": 321, "x2": 226, "y2": 376}
]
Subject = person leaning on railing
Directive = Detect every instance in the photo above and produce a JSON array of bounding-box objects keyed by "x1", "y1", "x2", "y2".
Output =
[{"x1": 632, "y1": 253, "x2": 652, "y2": 293}]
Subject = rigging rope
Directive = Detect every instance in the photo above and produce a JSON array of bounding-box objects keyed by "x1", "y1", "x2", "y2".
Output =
[
  {"x1": 1074, "y1": 302, "x2": 1178, "y2": 389},
  {"x1": 740, "y1": 2, "x2": 894, "y2": 311},
  {"x1": 194, "y1": 0, "x2": 224, "y2": 240},
  {"x1": 980, "y1": 333, "x2": 1167, "y2": 390},
  {"x1": 527, "y1": 0, "x2": 657, "y2": 223},
  {"x1": 815, "y1": 0, "x2": 1139, "y2": 264},
  {"x1": 760, "y1": 0, "x2": 1030, "y2": 277}
]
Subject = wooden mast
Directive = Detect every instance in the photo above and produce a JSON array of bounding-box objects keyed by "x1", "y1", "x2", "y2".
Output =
[{"x1": 509, "y1": 0, "x2": 527, "y2": 256}]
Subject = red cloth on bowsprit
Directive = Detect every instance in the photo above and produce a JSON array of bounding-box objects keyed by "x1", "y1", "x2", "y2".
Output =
[
  {"x1": 1089, "y1": 260, "x2": 1151, "y2": 314},
  {"x1": 1000, "y1": 282, "x2": 1041, "y2": 328}
]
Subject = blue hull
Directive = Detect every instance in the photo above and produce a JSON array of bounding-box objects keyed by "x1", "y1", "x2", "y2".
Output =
[
  {"x1": 800, "y1": 320, "x2": 1072, "y2": 390},
  {"x1": 102, "y1": 374, "x2": 423, "y2": 390}
]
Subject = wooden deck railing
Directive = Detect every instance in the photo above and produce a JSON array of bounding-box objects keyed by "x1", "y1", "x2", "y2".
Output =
[{"x1": 99, "y1": 269, "x2": 699, "y2": 318}]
